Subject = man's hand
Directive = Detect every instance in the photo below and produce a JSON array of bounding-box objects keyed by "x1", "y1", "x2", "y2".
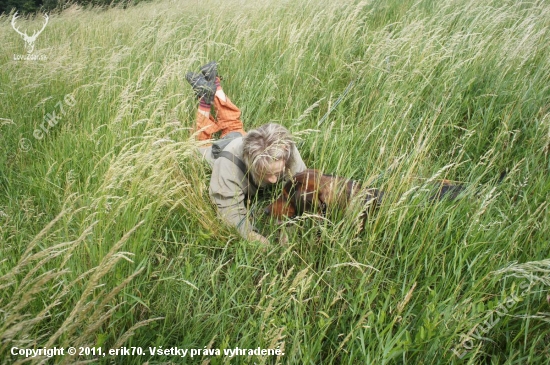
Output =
[{"x1": 247, "y1": 231, "x2": 270, "y2": 245}]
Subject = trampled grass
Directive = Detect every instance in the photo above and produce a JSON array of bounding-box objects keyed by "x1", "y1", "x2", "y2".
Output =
[{"x1": 0, "y1": 0, "x2": 549, "y2": 363}]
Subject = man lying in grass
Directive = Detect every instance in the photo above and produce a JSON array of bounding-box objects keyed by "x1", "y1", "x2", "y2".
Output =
[{"x1": 186, "y1": 61, "x2": 307, "y2": 245}]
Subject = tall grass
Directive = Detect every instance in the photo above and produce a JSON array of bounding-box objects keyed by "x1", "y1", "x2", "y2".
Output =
[{"x1": 0, "y1": 0, "x2": 549, "y2": 363}]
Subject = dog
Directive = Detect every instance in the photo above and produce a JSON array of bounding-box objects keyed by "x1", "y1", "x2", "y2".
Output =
[{"x1": 264, "y1": 169, "x2": 466, "y2": 221}]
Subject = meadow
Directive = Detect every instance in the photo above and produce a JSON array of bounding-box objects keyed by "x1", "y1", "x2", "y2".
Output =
[{"x1": 0, "y1": 0, "x2": 549, "y2": 363}]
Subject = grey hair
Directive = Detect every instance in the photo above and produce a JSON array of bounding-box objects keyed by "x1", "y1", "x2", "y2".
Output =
[{"x1": 242, "y1": 123, "x2": 296, "y2": 184}]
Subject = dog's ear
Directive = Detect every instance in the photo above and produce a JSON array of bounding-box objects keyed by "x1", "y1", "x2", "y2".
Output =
[
  {"x1": 264, "y1": 197, "x2": 285, "y2": 218},
  {"x1": 266, "y1": 179, "x2": 298, "y2": 219},
  {"x1": 284, "y1": 170, "x2": 326, "y2": 217},
  {"x1": 291, "y1": 171, "x2": 323, "y2": 215},
  {"x1": 294, "y1": 181, "x2": 323, "y2": 215},
  {"x1": 292, "y1": 183, "x2": 307, "y2": 216},
  {"x1": 265, "y1": 197, "x2": 297, "y2": 219}
]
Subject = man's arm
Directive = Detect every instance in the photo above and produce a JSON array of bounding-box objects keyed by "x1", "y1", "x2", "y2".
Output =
[{"x1": 209, "y1": 158, "x2": 268, "y2": 244}]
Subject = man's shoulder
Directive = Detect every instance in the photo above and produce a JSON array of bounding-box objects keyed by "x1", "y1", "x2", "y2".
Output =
[
  {"x1": 290, "y1": 144, "x2": 307, "y2": 174},
  {"x1": 212, "y1": 137, "x2": 245, "y2": 176},
  {"x1": 223, "y1": 136, "x2": 244, "y2": 158}
]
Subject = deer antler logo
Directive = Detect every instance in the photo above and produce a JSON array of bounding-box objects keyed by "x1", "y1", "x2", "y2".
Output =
[{"x1": 11, "y1": 12, "x2": 49, "y2": 54}]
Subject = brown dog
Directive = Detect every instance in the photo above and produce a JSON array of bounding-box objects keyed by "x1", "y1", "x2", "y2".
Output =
[{"x1": 264, "y1": 169, "x2": 464, "y2": 220}]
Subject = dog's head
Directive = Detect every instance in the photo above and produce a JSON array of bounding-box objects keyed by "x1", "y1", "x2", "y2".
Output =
[{"x1": 264, "y1": 169, "x2": 326, "y2": 220}]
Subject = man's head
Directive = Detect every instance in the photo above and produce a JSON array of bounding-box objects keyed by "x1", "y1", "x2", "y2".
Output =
[{"x1": 242, "y1": 123, "x2": 296, "y2": 186}]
